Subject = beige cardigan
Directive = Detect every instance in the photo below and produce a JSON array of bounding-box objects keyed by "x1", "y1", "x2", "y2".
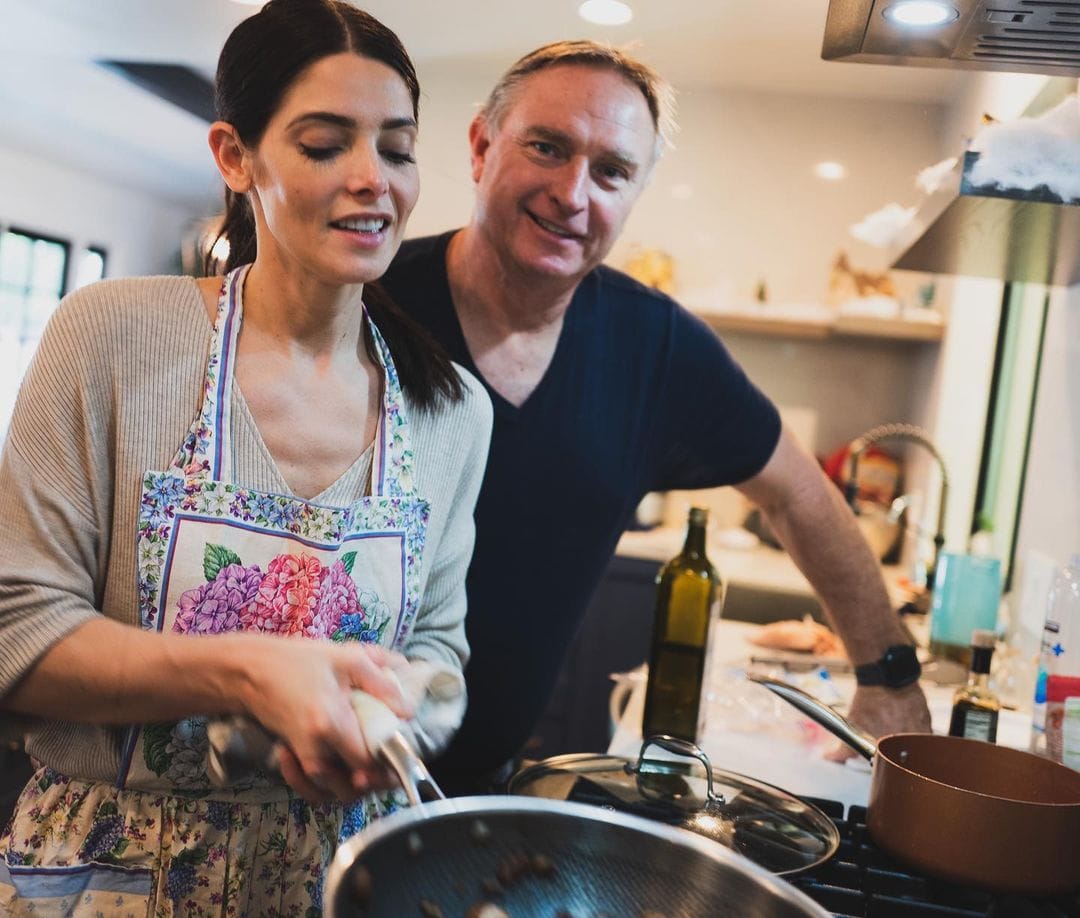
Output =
[{"x1": 0, "y1": 275, "x2": 492, "y2": 780}]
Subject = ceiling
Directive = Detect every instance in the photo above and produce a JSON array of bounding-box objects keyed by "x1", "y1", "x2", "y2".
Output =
[{"x1": 0, "y1": 0, "x2": 962, "y2": 204}]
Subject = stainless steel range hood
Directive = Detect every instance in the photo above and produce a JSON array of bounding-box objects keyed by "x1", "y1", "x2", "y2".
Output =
[
  {"x1": 884, "y1": 76, "x2": 1080, "y2": 286},
  {"x1": 824, "y1": 1, "x2": 1080, "y2": 77}
]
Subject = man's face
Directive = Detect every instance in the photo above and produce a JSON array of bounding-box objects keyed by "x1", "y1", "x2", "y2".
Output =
[{"x1": 469, "y1": 64, "x2": 657, "y2": 286}]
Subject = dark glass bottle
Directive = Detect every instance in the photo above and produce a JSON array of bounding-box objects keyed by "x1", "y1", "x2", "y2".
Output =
[
  {"x1": 948, "y1": 629, "x2": 1000, "y2": 743},
  {"x1": 642, "y1": 507, "x2": 723, "y2": 742}
]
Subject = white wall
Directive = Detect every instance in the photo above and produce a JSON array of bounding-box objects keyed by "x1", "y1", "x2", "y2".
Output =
[
  {"x1": 0, "y1": 143, "x2": 211, "y2": 436},
  {"x1": 409, "y1": 66, "x2": 948, "y2": 310},
  {"x1": 0, "y1": 144, "x2": 210, "y2": 280}
]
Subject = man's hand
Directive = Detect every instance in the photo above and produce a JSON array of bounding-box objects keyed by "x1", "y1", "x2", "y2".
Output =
[{"x1": 824, "y1": 682, "x2": 932, "y2": 762}]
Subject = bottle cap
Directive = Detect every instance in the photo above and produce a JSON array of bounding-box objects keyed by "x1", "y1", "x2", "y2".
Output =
[
  {"x1": 970, "y1": 629, "x2": 996, "y2": 649},
  {"x1": 688, "y1": 506, "x2": 709, "y2": 525}
]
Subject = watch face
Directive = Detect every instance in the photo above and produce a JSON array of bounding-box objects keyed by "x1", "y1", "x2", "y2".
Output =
[{"x1": 882, "y1": 645, "x2": 920, "y2": 685}]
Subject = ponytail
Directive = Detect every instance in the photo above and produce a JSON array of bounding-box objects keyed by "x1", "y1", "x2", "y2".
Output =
[{"x1": 205, "y1": 188, "x2": 257, "y2": 275}]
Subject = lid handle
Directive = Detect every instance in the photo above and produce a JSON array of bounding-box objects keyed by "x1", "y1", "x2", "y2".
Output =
[{"x1": 632, "y1": 734, "x2": 723, "y2": 805}]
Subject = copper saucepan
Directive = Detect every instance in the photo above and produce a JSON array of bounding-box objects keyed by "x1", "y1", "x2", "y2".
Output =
[{"x1": 749, "y1": 674, "x2": 1080, "y2": 895}]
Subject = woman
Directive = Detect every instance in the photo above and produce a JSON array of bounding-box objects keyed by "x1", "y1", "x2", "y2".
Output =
[{"x1": 0, "y1": 0, "x2": 491, "y2": 912}]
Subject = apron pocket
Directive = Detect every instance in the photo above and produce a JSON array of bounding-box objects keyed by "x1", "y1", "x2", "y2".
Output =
[{"x1": 0, "y1": 858, "x2": 153, "y2": 917}]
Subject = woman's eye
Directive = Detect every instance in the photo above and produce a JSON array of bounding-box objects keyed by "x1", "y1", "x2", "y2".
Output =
[
  {"x1": 382, "y1": 149, "x2": 416, "y2": 165},
  {"x1": 299, "y1": 144, "x2": 342, "y2": 162}
]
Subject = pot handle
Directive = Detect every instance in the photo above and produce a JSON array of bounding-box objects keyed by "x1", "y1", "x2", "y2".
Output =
[
  {"x1": 631, "y1": 734, "x2": 724, "y2": 805},
  {"x1": 747, "y1": 674, "x2": 878, "y2": 761}
]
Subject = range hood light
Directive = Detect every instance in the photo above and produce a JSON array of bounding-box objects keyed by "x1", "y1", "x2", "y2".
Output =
[
  {"x1": 882, "y1": 1, "x2": 959, "y2": 27},
  {"x1": 578, "y1": 0, "x2": 633, "y2": 26}
]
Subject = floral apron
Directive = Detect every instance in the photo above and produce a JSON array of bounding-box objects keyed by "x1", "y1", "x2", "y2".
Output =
[{"x1": 0, "y1": 265, "x2": 428, "y2": 917}]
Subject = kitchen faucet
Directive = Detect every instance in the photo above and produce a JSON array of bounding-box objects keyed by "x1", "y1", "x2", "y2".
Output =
[{"x1": 845, "y1": 423, "x2": 949, "y2": 591}]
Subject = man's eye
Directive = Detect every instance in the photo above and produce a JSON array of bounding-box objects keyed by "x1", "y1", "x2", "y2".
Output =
[
  {"x1": 531, "y1": 141, "x2": 558, "y2": 157},
  {"x1": 299, "y1": 144, "x2": 342, "y2": 161},
  {"x1": 598, "y1": 164, "x2": 629, "y2": 182}
]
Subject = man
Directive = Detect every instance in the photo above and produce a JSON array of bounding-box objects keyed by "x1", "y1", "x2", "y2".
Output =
[{"x1": 380, "y1": 41, "x2": 931, "y2": 794}]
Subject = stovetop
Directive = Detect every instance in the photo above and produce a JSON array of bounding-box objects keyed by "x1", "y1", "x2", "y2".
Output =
[{"x1": 793, "y1": 797, "x2": 1080, "y2": 918}]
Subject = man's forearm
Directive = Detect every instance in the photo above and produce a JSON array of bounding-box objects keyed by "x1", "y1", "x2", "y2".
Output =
[
  {"x1": 738, "y1": 429, "x2": 911, "y2": 666},
  {"x1": 763, "y1": 476, "x2": 910, "y2": 666}
]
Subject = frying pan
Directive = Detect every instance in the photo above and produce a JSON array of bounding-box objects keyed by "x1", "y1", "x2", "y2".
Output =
[
  {"x1": 324, "y1": 732, "x2": 831, "y2": 917},
  {"x1": 750, "y1": 674, "x2": 1080, "y2": 895}
]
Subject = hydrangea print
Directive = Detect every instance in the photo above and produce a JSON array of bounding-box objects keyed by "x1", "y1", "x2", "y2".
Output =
[
  {"x1": 174, "y1": 563, "x2": 263, "y2": 635},
  {"x1": 162, "y1": 718, "x2": 209, "y2": 789},
  {"x1": 77, "y1": 813, "x2": 125, "y2": 861},
  {"x1": 247, "y1": 553, "x2": 325, "y2": 635},
  {"x1": 358, "y1": 590, "x2": 392, "y2": 642},
  {"x1": 166, "y1": 860, "x2": 198, "y2": 904},
  {"x1": 314, "y1": 560, "x2": 360, "y2": 638},
  {"x1": 206, "y1": 800, "x2": 232, "y2": 832}
]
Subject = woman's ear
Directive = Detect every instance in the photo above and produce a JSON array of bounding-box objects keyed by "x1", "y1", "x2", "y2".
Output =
[{"x1": 208, "y1": 121, "x2": 253, "y2": 193}]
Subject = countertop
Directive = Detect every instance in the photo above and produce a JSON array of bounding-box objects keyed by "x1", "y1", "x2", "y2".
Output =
[
  {"x1": 616, "y1": 526, "x2": 909, "y2": 608},
  {"x1": 608, "y1": 619, "x2": 1033, "y2": 811}
]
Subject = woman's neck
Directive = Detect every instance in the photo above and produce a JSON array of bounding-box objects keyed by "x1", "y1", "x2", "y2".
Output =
[{"x1": 242, "y1": 257, "x2": 367, "y2": 360}]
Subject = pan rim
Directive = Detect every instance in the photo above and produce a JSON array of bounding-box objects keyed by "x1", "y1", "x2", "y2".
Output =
[
  {"x1": 324, "y1": 794, "x2": 832, "y2": 916},
  {"x1": 875, "y1": 733, "x2": 1080, "y2": 807}
]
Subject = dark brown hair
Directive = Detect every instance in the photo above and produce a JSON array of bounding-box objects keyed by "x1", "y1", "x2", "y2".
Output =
[{"x1": 208, "y1": 0, "x2": 462, "y2": 407}]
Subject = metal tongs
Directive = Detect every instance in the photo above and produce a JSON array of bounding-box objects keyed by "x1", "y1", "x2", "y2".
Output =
[{"x1": 206, "y1": 699, "x2": 447, "y2": 805}]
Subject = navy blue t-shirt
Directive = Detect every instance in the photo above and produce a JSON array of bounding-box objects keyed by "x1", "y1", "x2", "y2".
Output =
[{"x1": 381, "y1": 231, "x2": 781, "y2": 778}]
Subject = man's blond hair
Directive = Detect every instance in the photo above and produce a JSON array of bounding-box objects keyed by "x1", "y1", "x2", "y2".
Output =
[{"x1": 479, "y1": 40, "x2": 677, "y2": 161}]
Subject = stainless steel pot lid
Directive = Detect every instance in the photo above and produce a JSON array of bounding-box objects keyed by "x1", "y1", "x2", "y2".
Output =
[{"x1": 508, "y1": 735, "x2": 840, "y2": 875}]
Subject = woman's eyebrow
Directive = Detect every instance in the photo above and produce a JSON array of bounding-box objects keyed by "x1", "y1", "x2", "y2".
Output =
[{"x1": 286, "y1": 112, "x2": 417, "y2": 131}]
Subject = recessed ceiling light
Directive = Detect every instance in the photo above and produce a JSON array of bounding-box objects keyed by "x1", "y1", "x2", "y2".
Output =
[
  {"x1": 882, "y1": 1, "x2": 959, "y2": 27},
  {"x1": 578, "y1": 0, "x2": 633, "y2": 26},
  {"x1": 815, "y1": 161, "x2": 847, "y2": 181},
  {"x1": 230, "y1": 0, "x2": 264, "y2": 6}
]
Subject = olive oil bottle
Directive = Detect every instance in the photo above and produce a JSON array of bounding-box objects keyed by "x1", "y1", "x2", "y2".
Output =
[
  {"x1": 948, "y1": 629, "x2": 1000, "y2": 743},
  {"x1": 642, "y1": 507, "x2": 724, "y2": 742}
]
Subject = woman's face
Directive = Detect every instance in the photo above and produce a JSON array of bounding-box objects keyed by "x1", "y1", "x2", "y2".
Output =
[{"x1": 244, "y1": 52, "x2": 419, "y2": 287}]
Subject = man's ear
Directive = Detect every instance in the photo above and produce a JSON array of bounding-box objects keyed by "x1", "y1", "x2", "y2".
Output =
[
  {"x1": 208, "y1": 121, "x2": 253, "y2": 193},
  {"x1": 467, "y1": 114, "x2": 492, "y2": 184}
]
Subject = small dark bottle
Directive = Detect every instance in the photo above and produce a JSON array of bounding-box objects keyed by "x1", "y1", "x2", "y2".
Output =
[
  {"x1": 948, "y1": 629, "x2": 1000, "y2": 743},
  {"x1": 642, "y1": 507, "x2": 723, "y2": 742}
]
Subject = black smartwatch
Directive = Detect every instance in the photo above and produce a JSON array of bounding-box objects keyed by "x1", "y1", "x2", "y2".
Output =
[{"x1": 854, "y1": 644, "x2": 921, "y2": 688}]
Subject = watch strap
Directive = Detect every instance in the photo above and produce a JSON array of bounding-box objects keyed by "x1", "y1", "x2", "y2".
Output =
[{"x1": 855, "y1": 644, "x2": 921, "y2": 688}]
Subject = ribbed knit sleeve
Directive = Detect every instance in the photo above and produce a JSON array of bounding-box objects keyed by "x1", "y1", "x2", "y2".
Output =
[
  {"x1": 405, "y1": 369, "x2": 492, "y2": 671},
  {"x1": 0, "y1": 277, "x2": 200, "y2": 697}
]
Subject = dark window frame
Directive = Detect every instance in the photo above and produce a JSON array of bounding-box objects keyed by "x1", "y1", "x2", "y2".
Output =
[{"x1": 2, "y1": 225, "x2": 73, "y2": 297}]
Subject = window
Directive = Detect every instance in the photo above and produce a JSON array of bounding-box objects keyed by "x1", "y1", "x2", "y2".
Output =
[
  {"x1": 74, "y1": 246, "x2": 107, "y2": 290},
  {"x1": 0, "y1": 228, "x2": 107, "y2": 439}
]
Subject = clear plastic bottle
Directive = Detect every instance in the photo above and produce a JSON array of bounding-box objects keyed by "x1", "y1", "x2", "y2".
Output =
[{"x1": 1030, "y1": 554, "x2": 1080, "y2": 769}]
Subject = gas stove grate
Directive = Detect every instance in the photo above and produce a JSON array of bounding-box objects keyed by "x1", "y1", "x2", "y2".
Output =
[{"x1": 792, "y1": 797, "x2": 1080, "y2": 918}]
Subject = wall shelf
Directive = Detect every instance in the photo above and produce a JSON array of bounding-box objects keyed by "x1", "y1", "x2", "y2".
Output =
[{"x1": 696, "y1": 308, "x2": 945, "y2": 343}]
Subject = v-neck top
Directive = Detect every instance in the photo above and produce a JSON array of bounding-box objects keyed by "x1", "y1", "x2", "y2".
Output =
[
  {"x1": 231, "y1": 382, "x2": 375, "y2": 506},
  {"x1": 380, "y1": 231, "x2": 782, "y2": 777}
]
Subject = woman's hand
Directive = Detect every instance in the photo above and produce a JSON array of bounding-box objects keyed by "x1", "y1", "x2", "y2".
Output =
[{"x1": 234, "y1": 635, "x2": 415, "y2": 802}]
